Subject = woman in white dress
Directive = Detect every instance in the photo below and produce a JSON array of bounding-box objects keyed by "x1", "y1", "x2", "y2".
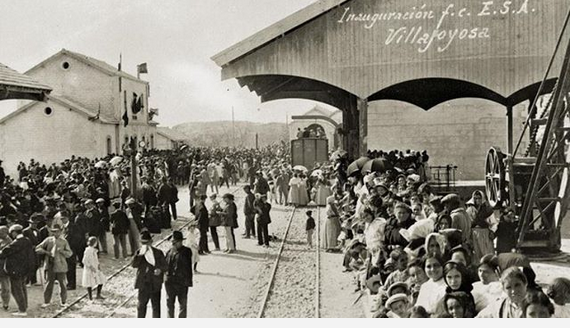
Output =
[
  {"x1": 288, "y1": 174, "x2": 300, "y2": 206},
  {"x1": 82, "y1": 237, "x2": 106, "y2": 300},
  {"x1": 297, "y1": 174, "x2": 310, "y2": 206},
  {"x1": 416, "y1": 254, "x2": 447, "y2": 315}
]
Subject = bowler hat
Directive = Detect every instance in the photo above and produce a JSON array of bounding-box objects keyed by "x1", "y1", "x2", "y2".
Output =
[
  {"x1": 140, "y1": 230, "x2": 152, "y2": 242},
  {"x1": 172, "y1": 230, "x2": 185, "y2": 241}
]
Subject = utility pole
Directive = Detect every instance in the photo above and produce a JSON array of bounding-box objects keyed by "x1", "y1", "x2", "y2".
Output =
[{"x1": 255, "y1": 133, "x2": 259, "y2": 150}]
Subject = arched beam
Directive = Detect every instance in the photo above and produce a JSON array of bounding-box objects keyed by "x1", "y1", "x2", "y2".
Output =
[
  {"x1": 367, "y1": 78, "x2": 507, "y2": 110},
  {"x1": 290, "y1": 114, "x2": 339, "y2": 128}
]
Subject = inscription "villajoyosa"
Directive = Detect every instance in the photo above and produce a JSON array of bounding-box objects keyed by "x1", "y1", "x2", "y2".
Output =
[{"x1": 336, "y1": 0, "x2": 536, "y2": 53}]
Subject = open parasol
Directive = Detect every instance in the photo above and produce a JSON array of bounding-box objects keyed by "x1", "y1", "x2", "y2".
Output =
[
  {"x1": 347, "y1": 156, "x2": 370, "y2": 176},
  {"x1": 110, "y1": 156, "x2": 123, "y2": 166},
  {"x1": 293, "y1": 165, "x2": 308, "y2": 172},
  {"x1": 361, "y1": 158, "x2": 392, "y2": 174},
  {"x1": 94, "y1": 160, "x2": 107, "y2": 169}
]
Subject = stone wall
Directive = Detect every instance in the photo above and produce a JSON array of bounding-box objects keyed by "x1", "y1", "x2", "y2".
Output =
[{"x1": 367, "y1": 98, "x2": 528, "y2": 180}]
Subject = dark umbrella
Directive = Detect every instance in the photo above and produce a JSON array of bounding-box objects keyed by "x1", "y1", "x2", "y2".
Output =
[
  {"x1": 347, "y1": 156, "x2": 370, "y2": 176},
  {"x1": 361, "y1": 158, "x2": 392, "y2": 174}
]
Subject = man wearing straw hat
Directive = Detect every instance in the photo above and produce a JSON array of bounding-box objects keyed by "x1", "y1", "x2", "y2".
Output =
[
  {"x1": 132, "y1": 230, "x2": 167, "y2": 318},
  {"x1": 35, "y1": 224, "x2": 73, "y2": 308}
]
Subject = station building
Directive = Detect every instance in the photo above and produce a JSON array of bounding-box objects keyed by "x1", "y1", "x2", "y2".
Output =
[
  {"x1": 0, "y1": 49, "x2": 161, "y2": 176},
  {"x1": 213, "y1": 0, "x2": 570, "y2": 180}
]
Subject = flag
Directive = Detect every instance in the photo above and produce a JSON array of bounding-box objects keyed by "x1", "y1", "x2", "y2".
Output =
[
  {"x1": 137, "y1": 63, "x2": 148, "y2": 74},
  {"x1": 122, "y1": 109, "x2": 129, "y2": 127},
  {"x1": 118, "y1": 53, "x2": 123, "y2": 92},
  {"x1": 131, "y1": 92, "x2": 143, "y2": 114}
]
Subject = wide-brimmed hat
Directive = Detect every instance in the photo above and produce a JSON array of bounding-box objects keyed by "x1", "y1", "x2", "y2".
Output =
[
  {"x1": 387, "y1": 282, "x2": 409, "y2": 297},
  {"x1": 222, "y1": 193, "x2": 234, "y2": 201},
  {"x1": 172, "y1": 230, "x2": 185, "y2": 241},
  {"x1": 125, "y1": 198, "x2": 136, "y2": 205},
  {"x1": 84, "y1": 199, "x2": 94, "y2": 206},
  {"x1": 140, "y1": 230, "x2": 152, "y2": 242},
  {"x1": 385, "y1": 293, "x2": 409, "y2": 309},
  {"x1": 95, "y1": 198, "x2": 105, "y2": 204},
  {"x1": 365, "y1": 275, "x2": 382, "y2": 294}
]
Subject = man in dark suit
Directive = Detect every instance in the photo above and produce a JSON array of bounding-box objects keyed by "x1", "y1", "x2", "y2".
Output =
[
  {"x1": 61, "y1": 211, "x2": 84, "y2": 290},
  {"x1": 164, "y1": 230, "x2": 193, "y2": 318},
  {"x1": 0, "y1": 224, "x2": 35, "y2": 316},
  {"x1": 109, "y1": 201, "x2": 129, "y2": 259},
  {"x1": 22, "y1": 214, "x2": 40, "y2": 285},
  {"x1": 132, "y1": 231, "x2": 167, "y2": 318},
  {"x1": 158, "y1": 177, "x2": 179, "y2": 221}
]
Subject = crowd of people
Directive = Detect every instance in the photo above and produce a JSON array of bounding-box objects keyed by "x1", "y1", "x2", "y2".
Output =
[
  {"x1": 318, "y1": 148, "x2": 570, "y2": 318},
  {"x1": 0, "y1": 140, "x2": 568, "y2": 319},
  {"x1": 0, "y1": 142, "x2": 293, "y2": 317}
]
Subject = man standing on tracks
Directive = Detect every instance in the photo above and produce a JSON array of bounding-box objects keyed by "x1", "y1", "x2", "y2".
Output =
[
  {"x1": 36, "y1": 224, "x2": 73, "y2": 308},
  {"x1": 0, "y1": 224, "x2": 35, "y2": 316},
  {"x1": 164, "y1": 230, "x2": 193, "y2": 318},
  {"x1": 132, "y1": 230, "x2": 167, "y2": 318},
  {"x1": 242, "y1": 185, "x2": 256, "y2": 239},
  {"x1": 255, "y1": 194, "x2": 272, "y2": 247}
]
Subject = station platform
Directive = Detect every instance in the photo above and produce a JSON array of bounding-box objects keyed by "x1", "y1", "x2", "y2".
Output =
[{"x1": 432, "y1": 180, "x2": 485, "y2": 201}]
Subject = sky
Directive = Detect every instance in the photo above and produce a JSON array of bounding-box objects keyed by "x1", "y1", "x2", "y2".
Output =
[{"x1": 0, "y1": 0, "x2": 337, "y2": 126}]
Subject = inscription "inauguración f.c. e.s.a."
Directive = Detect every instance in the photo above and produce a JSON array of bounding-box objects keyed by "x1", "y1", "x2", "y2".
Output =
[{"x1": 336, "y1": 0, "x2": 536, "y2": 54}]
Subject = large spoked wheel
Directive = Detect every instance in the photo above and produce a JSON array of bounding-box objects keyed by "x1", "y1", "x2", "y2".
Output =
[{"x1": 485, "y1": 147, "x2": 507, "y2": 208}]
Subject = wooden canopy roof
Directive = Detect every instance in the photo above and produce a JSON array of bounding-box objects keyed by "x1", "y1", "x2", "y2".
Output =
[
  {"x1": 213, "y1": 0, "x2": 570, "y2": 109},
  {"x1": 0, "y1": 62, "x2": 52, "y2": 101}
]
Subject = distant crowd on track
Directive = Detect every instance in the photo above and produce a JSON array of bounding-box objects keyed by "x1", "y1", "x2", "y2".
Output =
[{"x1": 320, "y1": 149, "x2": 570, "y2": 318}]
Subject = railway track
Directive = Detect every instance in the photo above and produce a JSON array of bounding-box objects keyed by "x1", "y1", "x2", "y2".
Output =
[
  {"x1": 257, "y1": 205, "x2": 322, "y2": 318},
  {"x1": 54, "y1": 185, "x2": 244, "y2": 318}
]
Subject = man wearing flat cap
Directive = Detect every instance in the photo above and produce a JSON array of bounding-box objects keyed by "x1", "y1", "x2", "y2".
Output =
[
  {"x1": 132, "y1": 230, "x2": 167, "y2": 318},
  {"x1": 165, "y1": 230, "x2": 193, "y2": 318}
]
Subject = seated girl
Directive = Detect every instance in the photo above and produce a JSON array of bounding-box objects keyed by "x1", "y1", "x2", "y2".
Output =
[
  {"x1": 477, "y1": 267, "x2": 528, "y2": 318},
  {"x1": 442, "y1": 291, "x2": 477, "y2": 318},
  {"x1": 472, "y1": 254, "x2": 503, "y2": 312},
  {"x1": 415, "y1": 254, "x2": 447, "y2": 315}
]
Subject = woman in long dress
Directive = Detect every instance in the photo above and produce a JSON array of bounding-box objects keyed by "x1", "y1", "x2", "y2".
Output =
[
  {"x1": 315, "y1": 175, "x2": 332, "y2": 206},
  {"x1": 322, "y1": 191, "x2": 341, "y2": 251},
  {"x1": 288, "y1": 173, "x2": 300, "y2": 206},
  {"x1": 82, "y1": 237, "x2": 106, "y2": 300},
  {"x1": 297, "y1": 174, "x2": 309, "y2": 206},
  {"x1": 465, "y1": 190, "x2": 495, "y2": 264}
]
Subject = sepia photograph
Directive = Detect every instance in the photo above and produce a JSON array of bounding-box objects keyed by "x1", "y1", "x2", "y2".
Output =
[{"x1": 0, "y1": 0, "x2": 570, "y2": 320}]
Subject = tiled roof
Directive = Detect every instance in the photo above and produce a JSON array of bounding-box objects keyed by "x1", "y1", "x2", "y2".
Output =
[
  {"x1": 26, "y1": 49, "x2": 148, "y2": 84},
  {"x1": 0, "y1": 62, "x2": 52, "y2": 100}
]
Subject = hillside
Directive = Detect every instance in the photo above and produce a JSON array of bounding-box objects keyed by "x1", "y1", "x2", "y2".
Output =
[{"x1": 172, "y1": 121, "x2": 289, "y2": 148}]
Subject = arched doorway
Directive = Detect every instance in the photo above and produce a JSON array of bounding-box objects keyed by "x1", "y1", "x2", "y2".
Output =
[{"x1": 305, "y1": 123, "x2": 326, "y2": 139}]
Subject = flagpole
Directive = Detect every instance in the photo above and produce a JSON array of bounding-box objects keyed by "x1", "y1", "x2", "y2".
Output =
[{"x1": 232, "y1": 106, "x2": 235, "y2": 148}]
